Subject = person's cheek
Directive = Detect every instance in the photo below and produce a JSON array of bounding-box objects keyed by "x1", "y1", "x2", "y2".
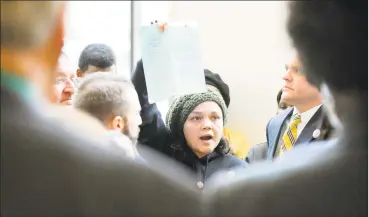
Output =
[{"x1": 51, "y1": 84, "x2": 64, "y2": 104}]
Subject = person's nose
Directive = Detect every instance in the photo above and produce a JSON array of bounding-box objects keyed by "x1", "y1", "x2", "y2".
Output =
[
  {"x1": 282, "y1": 68, "x2": 293, "y2": 82},
  {"x1": 201, "y1": 118, "x2": 213, "y2": 130},
  {"x1": 63, "y1": 78, "x2": 75, "y2": 94}
]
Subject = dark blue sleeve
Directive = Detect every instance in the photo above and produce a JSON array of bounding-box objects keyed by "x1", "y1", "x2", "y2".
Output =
[{"x1": 234, "y1": 157, "x2": 249, "y2": 168}]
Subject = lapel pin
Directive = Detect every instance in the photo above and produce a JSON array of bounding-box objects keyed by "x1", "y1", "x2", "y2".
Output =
[
  {"x1": 313, "y1": 129, "x2": 321, "y2": 138},
  {"x1": 197, "y1": 181, "x2": 204, "y2": 189}
]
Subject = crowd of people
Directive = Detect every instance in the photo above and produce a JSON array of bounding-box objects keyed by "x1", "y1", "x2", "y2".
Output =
[{"x1": 1, "y1": 1, "x2": 367, "y2": 216}]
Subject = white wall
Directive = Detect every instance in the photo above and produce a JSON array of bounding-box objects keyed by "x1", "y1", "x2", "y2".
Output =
[
  {"x1": 63, "y1": 1, "x2": 131, "y2": 77},
  {"x1": 63, "y1": 1, "x2": 293, "y2": 146},
  {"x1": 167, "y1": 1, "x2": 294, "y2": 145}
]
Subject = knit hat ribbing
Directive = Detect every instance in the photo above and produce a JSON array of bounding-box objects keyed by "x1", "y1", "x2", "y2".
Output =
[{"x1": 165, "y1": 87, "x2": 228, "y2": 137}]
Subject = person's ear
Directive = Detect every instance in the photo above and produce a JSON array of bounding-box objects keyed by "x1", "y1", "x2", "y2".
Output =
[
  {"x1": 109, "y1": 116, "x2": 125, "y2": 131},
  {"x1": 76, "y1": 69, "x2": 83, "y2": 78}
]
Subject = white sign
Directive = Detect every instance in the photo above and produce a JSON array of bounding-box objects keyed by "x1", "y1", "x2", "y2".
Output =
[{"x1": 140, "y1": 22, "x2": 206, "y2": 103}]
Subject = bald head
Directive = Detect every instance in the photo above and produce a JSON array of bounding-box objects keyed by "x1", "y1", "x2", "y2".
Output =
[
  {"x1": 1, "y1": 1, "x2": 64, "y2": 50},
  {"x1": 57, "y1": 52, "x2": 75, "y2": 75},
  {"x1": 1, "y1": 1, "x2": 67, "y2": 104}
]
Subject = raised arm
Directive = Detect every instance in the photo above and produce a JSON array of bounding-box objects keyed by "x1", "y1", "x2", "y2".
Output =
[{"x1": 131, "y1": 59, "x2": 170, "y2": 155}]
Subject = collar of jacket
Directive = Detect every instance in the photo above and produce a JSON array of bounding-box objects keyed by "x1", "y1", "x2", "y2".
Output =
[
  {"x1": 198, "y1": 152, "x2": 221, "y2": 165},
  {"x1": 0, "y1": 69, "x2": 38, "y2": 103},
  {"x1": 183, "y1": 151, "x2": 221, "y2": 171}
]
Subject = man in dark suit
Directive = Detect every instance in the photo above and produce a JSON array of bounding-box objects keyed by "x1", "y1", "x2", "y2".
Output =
[
  {"x1": 206, "y1": 1, "x2": 367, "y2": 217},
  {"x1": 247, "y1": 106, "x2": 333, "y2": 163},
  {"x1": 1, "y1": 2, "x2": 203, "y2": 216},
  {"x1": 246, "y1": 55, "x2": 333, "y2": 163}
]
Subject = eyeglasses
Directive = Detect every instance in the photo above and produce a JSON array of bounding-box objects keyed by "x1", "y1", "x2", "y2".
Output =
[{"x1": 55, "y1": 76, "x2": 80, "y2": 87}]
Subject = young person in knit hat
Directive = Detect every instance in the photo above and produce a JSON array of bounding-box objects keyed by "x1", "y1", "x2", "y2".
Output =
[
  {"x1": 131, "y1": 59, "x2": 247, "y2": 187},
  {"x1": 204, "y1": 69, "x2": 250, "y2": 160},
  {"x1": 131, "y1": 59, "x2": 250, "y2": 160},
  {"x1": 165, "y1": 87, "x2": 247, "y2": 188}
]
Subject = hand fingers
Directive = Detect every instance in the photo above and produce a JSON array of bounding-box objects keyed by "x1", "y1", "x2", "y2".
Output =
[
  {"x1": 151, "y1": 20, "x2": 167, "y2": 32},
  {"x1": 158, "y1": 22, "x2": 167, "y2": 32}
]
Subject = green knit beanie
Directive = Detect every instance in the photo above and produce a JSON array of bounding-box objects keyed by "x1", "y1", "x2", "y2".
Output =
[{"x1": 165, "y1": 87, "x2": 228, "y2": 137}]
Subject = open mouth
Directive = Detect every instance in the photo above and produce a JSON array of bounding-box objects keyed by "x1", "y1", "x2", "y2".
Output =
[
  {"x1": 200, "y1": 135, "x2": 213, "y2": 141},
  {"x1": 61, "y1": 99, "x2": 73, "y2": 105}
]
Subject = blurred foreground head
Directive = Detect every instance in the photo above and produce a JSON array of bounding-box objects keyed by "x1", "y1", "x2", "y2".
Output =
[
  {"x1": 45, "y1": 104, "x2": 108, "y2": 142},
  {"x1": 287, "y1": 1, "x2": 367, "y2": 133},
  {"x1": 46, "y1": 104, "x2": 139, "y2": 158},
  {"x1": 205, "y1": 4, "x2": 367, "y2": 217},
  {"x1": 1, "y1": 1, "x2": 66, "y2": 102}
]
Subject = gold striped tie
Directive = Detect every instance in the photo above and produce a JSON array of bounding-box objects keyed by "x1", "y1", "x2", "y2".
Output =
[{"x1": 279, "y1": 114, "x2": 302, "y2": 156}]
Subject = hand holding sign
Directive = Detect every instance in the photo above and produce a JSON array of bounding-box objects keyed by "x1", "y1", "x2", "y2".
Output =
[{"x1": 140, "y1": 21, "x2": 206, "y2": 103}]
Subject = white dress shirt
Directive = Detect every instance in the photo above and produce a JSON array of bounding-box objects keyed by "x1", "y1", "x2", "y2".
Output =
[{"x1": 292, "y1": 104, "x2": 322, "y2": 138}]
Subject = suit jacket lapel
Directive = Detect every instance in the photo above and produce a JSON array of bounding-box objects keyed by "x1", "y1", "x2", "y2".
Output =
[
  {"x1": 267, "y1": 107, "x2": 293, "y2": 160},
  {"x1": 295, "y1": 106, "x2": 324, "y2": 146}
]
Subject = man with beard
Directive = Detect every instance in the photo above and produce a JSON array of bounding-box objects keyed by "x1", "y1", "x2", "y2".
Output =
[
  {"x1": 206, "y1": 1, "x2": 367, "y2": 217},
  {"x1": 74, "y1": 72, "x2": 142, "y2": 159},
  {"x1": 1, "y1": 2, "x2": 204, "y2": 216}
]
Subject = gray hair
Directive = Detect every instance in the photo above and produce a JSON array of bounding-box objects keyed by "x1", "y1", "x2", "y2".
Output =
[
  {"x1": 1, "y1": 1, "x2": 64, "y2": 50},
  {"x1": 74, "y1": 72, "x2": 135, "y2": 124}
]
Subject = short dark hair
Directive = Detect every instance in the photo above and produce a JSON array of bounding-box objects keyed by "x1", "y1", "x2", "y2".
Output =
[
  {"x1": 204, "y1": 69, "x2": 231, "y2": 108},
  {"x1": 287, "y1": 1, "x2": 367, "y2": 93},
  {"x1": 276, "y1": 89, "x2": 283, "y2": 105},
  {"x1": 78, "y1": 43, "x2": 116, "y2": 72},
  {"x1": 74, "y1": 73, "x2": 134, "y2": 123}
]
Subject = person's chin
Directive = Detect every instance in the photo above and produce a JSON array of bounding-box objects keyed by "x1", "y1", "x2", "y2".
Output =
[
  {"x1": 198, "y1": 141, "x2": 216, "y2": 152},
  {"x1": 281, "y1": 94, "x2": 293, "y2": 102},
  {"x1": 60, "y1": 100, "x2": 73, "y2": 106}
]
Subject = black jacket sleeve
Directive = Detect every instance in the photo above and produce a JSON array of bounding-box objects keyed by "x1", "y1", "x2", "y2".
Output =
[{"x1": 131, "y1": 59, "x2": 170, "y2": 154}]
